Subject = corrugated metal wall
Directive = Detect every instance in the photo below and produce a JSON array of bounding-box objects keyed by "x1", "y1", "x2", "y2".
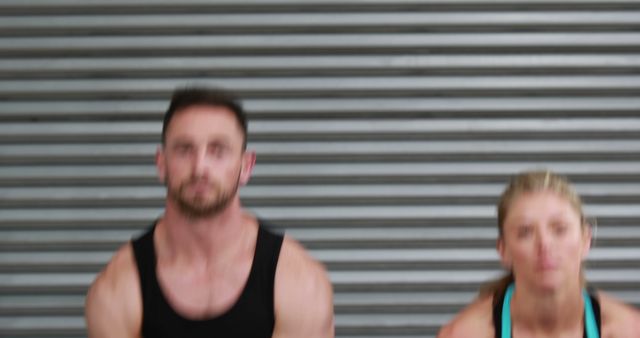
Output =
[{"x1": 1, "y1": 1, "x2": 640, "y2": 337}]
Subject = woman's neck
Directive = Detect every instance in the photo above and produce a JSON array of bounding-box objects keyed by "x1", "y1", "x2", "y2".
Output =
[{"x1": 510, "y1": 283, "x2": 584, "y2": 335}]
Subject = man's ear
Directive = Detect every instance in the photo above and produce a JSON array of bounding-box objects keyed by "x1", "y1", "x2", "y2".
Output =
[
  {"x1": 156, "y1": 146, "x2": 166, "y2": 184},
  {"x1": 239, "y1": 150, "x2": 256, "y2": 186}
]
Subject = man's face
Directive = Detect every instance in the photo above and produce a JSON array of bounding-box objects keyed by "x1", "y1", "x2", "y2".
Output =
[{"x1": 157, "y1": 105, "x2": 252, "y2": 218}]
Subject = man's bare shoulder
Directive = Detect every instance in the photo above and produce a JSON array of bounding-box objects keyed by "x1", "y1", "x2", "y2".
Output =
[
  {"x1": 438, "y1": 294, "x2": 495, "y2": 338},
  {"x1": 85, "y1": 243, "x2": 141, "y2": 338},
  {"x1": 273, "y1": 236, "x2": 334, "y2": 338},
  {"x1": 276, "y1": 236, "x2": 331, "y2": 285},
  {"x1": 598, "y1": 291, "x2": 640, "y2": 338},
  {"x1": 88, "y1": 243, "x2": 139, "y2": 297}
]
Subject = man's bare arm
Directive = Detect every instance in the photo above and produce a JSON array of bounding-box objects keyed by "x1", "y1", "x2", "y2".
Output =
[
  {"x1": 437, "y1": 295, "x2": 494, "y2": 338},
  {"x1": 85, "y1": 244, "x2": 142, "y2": 338},
  {"x1": 272, "y1": 237, "x2": 334, "y2": 338}
]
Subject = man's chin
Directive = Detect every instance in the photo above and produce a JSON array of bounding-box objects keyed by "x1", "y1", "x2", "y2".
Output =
[
  {"x1": 180, "y1": 204, "x2": 219, "y2": 218},
  {"x1": 176, "y1": 197, "x2": 231, "y2": 218}
]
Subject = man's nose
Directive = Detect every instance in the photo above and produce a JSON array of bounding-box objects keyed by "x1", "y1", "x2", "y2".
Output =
[{"x1": 192, "y1": 148, "x2": 209, "y2": 177}]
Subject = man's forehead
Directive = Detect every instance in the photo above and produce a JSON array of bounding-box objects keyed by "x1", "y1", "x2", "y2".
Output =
[{"x1": 169, "y1": 106, "x2": 242, "y2": 129}]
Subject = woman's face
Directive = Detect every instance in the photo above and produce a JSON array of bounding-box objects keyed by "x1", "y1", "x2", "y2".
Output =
[{"x1": 498, "y1": 190, "x2": 591, "y2": 293}]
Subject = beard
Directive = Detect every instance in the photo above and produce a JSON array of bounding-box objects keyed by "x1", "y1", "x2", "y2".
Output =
[{"x1": 166, "y1": 173, "x2": 241, "y2": 219}]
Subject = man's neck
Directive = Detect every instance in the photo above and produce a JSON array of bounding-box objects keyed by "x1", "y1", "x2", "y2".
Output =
[{"x1": 156, "y1": 198, "x2": 256, "y2": 266}]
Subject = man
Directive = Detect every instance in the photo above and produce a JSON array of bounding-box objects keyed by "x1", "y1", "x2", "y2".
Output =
[{"x1": 85, "y1": 86, "x2": 334, "y2": 337}]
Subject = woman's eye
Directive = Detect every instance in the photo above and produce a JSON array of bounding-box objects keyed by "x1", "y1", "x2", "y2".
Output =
[
  {"x1": 517, "y1": 226, "x2": 532, "y2": 238},
  {"x1": 553, "y1": 224, "x2": 568, "y2": 235}
]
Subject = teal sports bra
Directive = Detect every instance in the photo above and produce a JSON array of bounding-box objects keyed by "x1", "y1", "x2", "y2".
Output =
[{"x1": 495, "y1": 283, "x2": 601, "y2": 338}]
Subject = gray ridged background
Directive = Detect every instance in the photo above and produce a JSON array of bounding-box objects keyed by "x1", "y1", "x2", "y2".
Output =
[{"x1": 1, "y1": 1, "x2": 640, "y2": 337}]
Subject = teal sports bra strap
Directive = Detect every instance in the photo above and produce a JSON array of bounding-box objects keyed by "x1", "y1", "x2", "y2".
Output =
[
  {"x1": 501, "y1": 283, "x2": 514, "y2": 338},
  {"x1": 501, "y1": 283, "x2": 600, "y2": 338},
  {"x1": 583, "y1": 289, "x2": 600, "y2": 338}
]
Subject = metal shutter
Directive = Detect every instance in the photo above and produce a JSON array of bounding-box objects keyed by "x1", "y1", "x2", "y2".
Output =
[{"x1": 1, "y1": 1, "x2": 640, "y2": 337}]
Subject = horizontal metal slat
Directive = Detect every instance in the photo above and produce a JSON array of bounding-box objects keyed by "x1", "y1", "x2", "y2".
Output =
[
  {"x1": 336, "y1": 291, "x2": 475, "y2": 308},
  {"x1": 0, "y1": 317, "x2": 85, "y2": 337},
  {"x1": 1, "y1": 286, "x2": 638, "y2": 316},
  {"x1": 3, "y1": 248, "x2": 640, "y2": 272},
  {"x1": 0, "y1": 273, "x2": 94, "y2": 293},
  {"x1": 3, "y1": 118, "x2": 640, "y2": 142},
  {"x1": 335, "y1": 290, "x2": 640, "y2": 310},
  {"x1": 0, "y1": 122, "x2": 159, "y2": 141},
  {"x1": 2, "y1": 76, "x2": 640, "y2": 99},
  {"x1": 1, "y1": 12, "x2": 639, "y2": 38},
  {"x1": 1, "y1": 0, "x2": 639, "y2": 8},
  {"x1": 3, "y1": 161, "x2": 640, "y2": 178},
  {"x1": 331, "y1": 269, "x2": 640, "y2": 289},
  {"x1": 1, "y1": 270, "x2": 509, "y2": 292},
  {"x1": 3, "y1": 183, "x2": 640, "y2": 207},
  {"x1": 0, "y1": 202, "x2": 639, "y2": 231},
  {"x1": 2, "y1": 98, "x2": 640, "y2": 121},
  {"x1": 2, "y1": 225, "x2": 639, "y2": 252},
  {"x1": 2, "y1": 33, "x2": 640, "y2": 56},
  {"x1": 336, "y1": 313, "x2": 447, "y2": 334},
  {"x1": 3, "y1": 140, "x2": 640, "y2": 165},
  {"x1": 0, "y1": 139, "x2": 640, "y2": 156},
  {"x1": 5, "y1": 162, "x2": 640, "y2": 187},
  {"x1": 0, "y1": 295, "x2": 84, "y2": 315},
  {"x1": 2, "y1": 55, "x2": 640, "y2": 78},
  {"x1": 0, "y1": 206, "x2": 496, "y2": 223}
]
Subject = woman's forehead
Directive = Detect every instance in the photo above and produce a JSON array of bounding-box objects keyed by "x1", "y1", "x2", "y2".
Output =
[{"x1": 504, "y1": 190, "x2": 582, "y2": 221}]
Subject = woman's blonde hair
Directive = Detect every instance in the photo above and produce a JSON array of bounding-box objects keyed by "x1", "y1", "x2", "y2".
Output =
[{"x1": 480, "y1": 170, "x2": 588, "y2": 298}]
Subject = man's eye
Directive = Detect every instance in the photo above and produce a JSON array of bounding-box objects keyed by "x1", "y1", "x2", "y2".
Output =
[
  {"x1": 208, "y1": 144, "x2": 227, "y2": 156},
  {"x1": 175, "y1": 144, "x2": 191, "y2": 153}
]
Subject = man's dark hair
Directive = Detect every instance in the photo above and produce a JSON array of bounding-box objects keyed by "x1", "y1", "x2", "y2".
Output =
[{"x1": 162, "y1": 86, "x2": 248, "y2": 149}]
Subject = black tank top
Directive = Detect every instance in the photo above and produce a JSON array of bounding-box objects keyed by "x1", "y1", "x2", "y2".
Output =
[
  {"x1": 131, "y1": 221, "x2": 284, "y2": 338},
  {"x1": 492, "y1": 285, "x2": 601, "y2": 338}
]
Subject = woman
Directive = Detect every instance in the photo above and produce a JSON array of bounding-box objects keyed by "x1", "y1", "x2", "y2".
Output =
[{"x1": 438, "y1": 170, "x2": 640, "y2": 338}]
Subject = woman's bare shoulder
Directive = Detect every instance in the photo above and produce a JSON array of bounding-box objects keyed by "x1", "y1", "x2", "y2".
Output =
[
  {"x1": 437, "y1": 294, "x2": 495, "y2": 338},
  {"x1": 598, "y1": 290, "x2": 640, "y2": 338}
]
